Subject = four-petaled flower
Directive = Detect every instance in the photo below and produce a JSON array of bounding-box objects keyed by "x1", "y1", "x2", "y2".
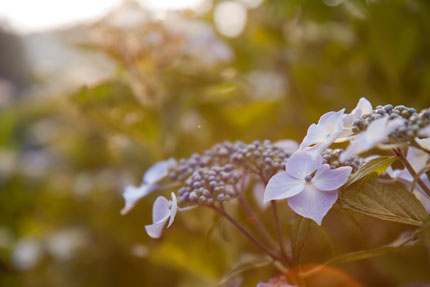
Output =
[
  {"x1": 264, "y1": 150, "x2": 352, "y2": 225},
  {"x1": 121, "y1": 158, "x2": 176, "y2": 215},
  {"x1": 337, "y1": 97, "x2": 372, "y2": 141},
  {"x1": 145, "y1": 192, "x2": 178, "y2": 239},
  {"x1": 340, "y1": 116, "x2": 404, "y2": 162},
  {"x1": 300, "y1": 109, "x2": 345, "y2": 157}
]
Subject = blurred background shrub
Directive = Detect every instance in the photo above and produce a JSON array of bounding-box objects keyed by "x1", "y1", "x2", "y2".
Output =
[{"x1": 0, "y1": 0, "x2": 429, "y2": 286}]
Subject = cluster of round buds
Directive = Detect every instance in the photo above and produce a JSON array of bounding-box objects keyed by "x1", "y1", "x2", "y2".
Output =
[
  {"x1": 177, "y1": 164, "x2": 241, "y2": 205},
  {"x1": 352, "y1": 104, "x2": 430, "y2": 143},
  {"x1": 230, "y1": 140, "x2": 291, "y2": 178},
  {"x1": 321, "y1": 148, "x2": 363, "y2": 172},
  {"x1": 168, "y1": 141, "x2": 244, "y2": 182}
]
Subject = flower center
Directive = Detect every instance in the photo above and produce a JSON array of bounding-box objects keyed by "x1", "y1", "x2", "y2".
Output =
[{"x1": 304, "y1": 175, "x2": 313, "y2": 183}]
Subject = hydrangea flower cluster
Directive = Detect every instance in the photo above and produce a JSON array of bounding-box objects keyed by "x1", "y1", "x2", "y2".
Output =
[{"x1": 121, "y1": 97, "x2": 430, "y2": 287}]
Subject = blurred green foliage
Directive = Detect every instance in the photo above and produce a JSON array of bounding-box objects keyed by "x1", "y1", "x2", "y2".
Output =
[{"x1": 1, "y1": 0, "x2": 430, "y2": 286}]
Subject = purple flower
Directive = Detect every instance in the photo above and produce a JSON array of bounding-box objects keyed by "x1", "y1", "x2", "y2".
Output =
[
  {"x1": 340, "y1": 116, "x2": 403, "y2": 162},
  {"x1": 121, "y1": 158, "x2": 176, "y2": 215},
  {"x1": 264, "y1": 151, "x2": 352, "y2": 225},
  {"x1": 300, "y1": 109, "x2": 345, "y2": 157},
  {"x1": 337, "y1": 97, "x2": 372, "y2": 141},
  {"x1": 145, "y1": 192, "x2": 178, "y2": 238}
]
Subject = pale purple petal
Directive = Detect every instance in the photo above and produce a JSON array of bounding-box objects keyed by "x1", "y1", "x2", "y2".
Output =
[
  {"x1": 318, "y1": 109, "x2": 345, "y2": 133},
  {"x1": 152, "y1": 196, "x2": 170, "y2": 222},
  {"x1": 253, "y1": 181, "x2": 269, "y2": 209},
  {"x1": 406, "y1": 147, "x2": 429, "y2": 174},
  {"x1": 300, "y1": 123, "x2": 328, "y2": 148},
  {"x1": 351, "y1": 97, "x2": 372, "y2": 116},
  {"x1": 274, "y1": 139, "x2": 299, "y2": 154},
  {"x1": 416, "y1": 138, "x2": 430, "y2": 151},
  {"x1": 121, "y1": 184, "x2": 154, "y2": 215},
  {"x1": 413, "y1": 190, "x2": 430, "y2": 213},
  {"x1": 286, "y1": 150, "x2": 322, "y2": 179},
  {"x1": 301, "y1": 110, "x2": 344, "y2": 149},
  {"x1": 386, "y1": 166, "x2": 402, "y2": 179},
  {"x1": 167, "y1": 192, "x2": 177, "y2": 227},
  {"x1": 340, "y1": 132, "x2": 373, "y2": 161},
  {"x1": 287, "y1": 184, "x2": 338, "y2": 225},
  {"x1": 313, "y1": 164, "x2": 352, "y2": 191},
  {"x1": 143, "y1": 158, "x2": 176, "y2": 184},
  {"x1": 264, "y1": 172, "x2": 305, "y2": 203},
  {"x1": 419, "y1": 125, "x2": 430, "y2": 137},
  {"x1": 145, "y1": 218, "x2": 169, "y2": 238}
]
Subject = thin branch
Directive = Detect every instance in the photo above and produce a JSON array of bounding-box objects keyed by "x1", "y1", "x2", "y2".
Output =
[
  {"x1": 209, "y1": 205, "x2": 282, "y2": 262},
  {"x1": 238, "y1": 194, "x2": 279, "y2": 249},
  {"x1": 271, "y1": 201, "x2": 291, "y2": 265},
  {"x1": 392, "y1": 148, "x2": 430, "y2": 197}
]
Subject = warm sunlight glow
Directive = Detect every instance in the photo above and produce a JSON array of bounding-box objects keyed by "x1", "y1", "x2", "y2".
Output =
[
  {"x1": 0, "y1": 0, "x2": 208, "y2": 33},
  {"x1": 0, "y1": 0, "x2": 121, "y2": 33}
]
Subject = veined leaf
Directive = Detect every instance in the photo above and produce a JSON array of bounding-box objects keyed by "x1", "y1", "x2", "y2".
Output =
[
  {"x1": 345, "y1": 156, "x2": 397, "y2": 187},
  {"x1": 340, "y1": 179, "x2": 428, "y2": 226},
  {"x1": 291, "y1": 216, "x2": 311, "y2": 265},
  {"x1": 301, "y1": 229, "x2": 420, "y2": 278}
]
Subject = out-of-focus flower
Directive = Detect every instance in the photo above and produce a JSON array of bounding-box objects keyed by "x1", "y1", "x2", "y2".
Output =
[
  {"x1": 264, "y1": 151, "x2": 351, "y2": 225},
  {"x1": 416, "y1": 137, "x2": 430, "y2": 151},
  {"x1": 338, "y1": 97, "x2": 372, "y2": 140},
  {"x1": 121, "y1": 158, "x2": 176, "y2": 215},
  {"x1": 386, "y1": 145, "x2": 430, "y2": 212},
  {"x1": 46, "y1": 228, "x2": 87, "y2": 261},
  {"x1": 145, "y1": 192, "x2": 178, "y2": 238},
  {"x1": 274, "y1": 139, "x2": 299, "y2": 154},
  {"x1": 12, "y1": 238, "x2": 43, "y2": 271},
  {"x1": 340, "y1": 116, "x2": 404, "y2": 162},
  {"x1": 300, "y1": 109, "x2": 345, "y2": 157},
  {"x1": 419, "y1": 125, "x2": 430, "y2": 137}
]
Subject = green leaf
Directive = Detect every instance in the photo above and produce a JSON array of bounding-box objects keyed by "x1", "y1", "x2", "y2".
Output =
[
  {"x1": 217, "y1": 254, "x2": 272, "y2": 286},
  {"x1": 423, "y1": 216, "x2": 430, "y2": 262},
  {"x1": 345, "y1": 156, "x2": 397, "y2": 187},
  {"x1": 340, "y1": 179, "x2": 428, "y2": 226},
  {"x1": 301, "y1": 229, "x2": 421, "y2": 278},
  {"x1": 291, "y1": 216, "x2": 311, "y2": 265}
]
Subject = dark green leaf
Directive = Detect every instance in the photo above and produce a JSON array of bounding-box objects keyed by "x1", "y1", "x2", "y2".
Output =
[
  {"x1": 291, "y1": 216, "x2": 311, "y2": 265},
  {"x1": 340, "y1": 179, "x2": 428, "y2": 226},
  {"x1": 345, "y1": 156, "x2": 397, "y2": 187}
]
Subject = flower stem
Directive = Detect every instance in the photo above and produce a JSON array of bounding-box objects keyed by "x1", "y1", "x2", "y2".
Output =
[
  {"x1": 238, "y1": 194, "x2": 279, "y2": 250},
  {"x1": 209, "y1": 204, "x2": 283, "y2": 262},
  {"x1": 392, "y1": 148, "x2": 430, "y2": 197},
  {"x1": 271, "y1": 201, "x2": 291, "y2": 265}
]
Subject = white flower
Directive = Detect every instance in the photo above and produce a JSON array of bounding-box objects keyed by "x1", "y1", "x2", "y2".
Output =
[
  {"x1": 340, "y1": 116, "x2": 404, "y2": 162},
  {"x1": 416, "y1": 137, "x2": 430, "y2": 151},
  {"x1": 386, "y1": 146, "x2": 430, "y2": 213},
  {"x1": 145, "y1": 192, "x2": 178, "y2": 239},
  {"x1": 121, "y1": 158, "x2": 176, "y2": 215},
  {"x1": 300, "y1": 109, "x2": 345, "y2": 157},
  {"x1": 419, "y1": 125, "x2": 430, "y2": 137},
  {"x1": 264, "y1": 150, "x2": 352, "y2": 225},
  {"x1": 337, "y1": 97, "x2": 372, "y2": 141}
]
